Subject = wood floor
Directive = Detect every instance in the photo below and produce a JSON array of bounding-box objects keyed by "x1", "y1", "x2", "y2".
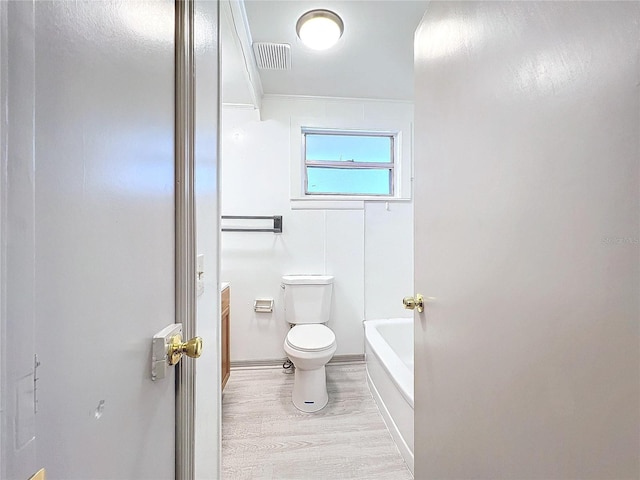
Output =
[{"x1": 222, "y1": 364, "x2": 413, "y2": 480}]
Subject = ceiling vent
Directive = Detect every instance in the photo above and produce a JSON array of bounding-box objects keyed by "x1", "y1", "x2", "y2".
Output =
[{"x1": 252, "y1": 42, "x2": 291, "y2": 70}]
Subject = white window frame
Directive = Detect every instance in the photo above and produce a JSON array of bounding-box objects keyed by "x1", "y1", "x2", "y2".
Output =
[
  {"x1": 290, "y1": 117, "x2": 413, "y2": 206},
  {"x1": 302, "y1": 128, "x2": 397, "y2": 197}
]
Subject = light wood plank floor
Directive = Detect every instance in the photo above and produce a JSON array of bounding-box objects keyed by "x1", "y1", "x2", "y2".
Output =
[{"x1": 222, "y1": 364, "x2": 413, "y2": 480}]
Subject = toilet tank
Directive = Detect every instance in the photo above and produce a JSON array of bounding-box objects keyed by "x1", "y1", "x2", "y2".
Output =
[{"x1": 282, "y1": 275, "x2": 334, "y2": 325}]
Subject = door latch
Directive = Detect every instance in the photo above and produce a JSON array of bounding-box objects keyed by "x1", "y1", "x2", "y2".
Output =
[
  {"x1": 151, "y1": 324, "x2": 203, "y2": 381},
  {"x1": 167, "y1": 334, "x2": 203, "y2": 366},
  {"x1": 403, "y1": 294, "x2": 425, "y2": 313}
]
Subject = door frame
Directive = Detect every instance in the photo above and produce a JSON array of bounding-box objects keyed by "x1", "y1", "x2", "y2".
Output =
[
  {"x1": 0, "y1": 2, "x2": 7, "y2": 477},
  {"x1": 175, "y1": 0, "x2": 198, "y2": 479}
]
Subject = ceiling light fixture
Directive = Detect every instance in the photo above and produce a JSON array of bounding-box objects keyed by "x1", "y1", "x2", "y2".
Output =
[{"x1": 296, "y1": 9, "x2": 344, "y2": 51}]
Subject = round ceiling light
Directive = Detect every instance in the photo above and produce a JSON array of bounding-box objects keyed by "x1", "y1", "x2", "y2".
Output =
[{"x1": 296, "y1": 9, "x2": 344, "y2": 51}]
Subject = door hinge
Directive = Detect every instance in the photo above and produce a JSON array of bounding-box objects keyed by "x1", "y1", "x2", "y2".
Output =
[{"x1": 34, "y1": 354, "x2": 40, "y2": 414}]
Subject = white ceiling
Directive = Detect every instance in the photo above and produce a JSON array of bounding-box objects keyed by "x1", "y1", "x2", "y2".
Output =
[
  {"x1": 221, "y1": 3, "x2": 258, "y2": 105},
  {"x1": 222, "y1": 0, "x2": 429, "y2": 104}
]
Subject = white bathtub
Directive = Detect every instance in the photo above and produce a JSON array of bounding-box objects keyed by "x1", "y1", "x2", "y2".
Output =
[{"x1": 364, "y1": 318, "x2": 414, "y2": 474}]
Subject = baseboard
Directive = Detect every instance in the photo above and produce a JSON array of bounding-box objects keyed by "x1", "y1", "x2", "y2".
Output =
[
  {"x1": 230, "y1": 358, "x2": 287, "y2": 370},
  {"x1": 230, "y1": 354, "x2": 365, "y2": 370},
  {"x1": 328, "y1": 354, "x2": 365, "y2": 365}
]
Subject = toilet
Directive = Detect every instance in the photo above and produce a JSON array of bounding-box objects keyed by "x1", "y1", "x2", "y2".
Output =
[{"x1": 282, "y1": 274, "x2": 337, "y2": 412}]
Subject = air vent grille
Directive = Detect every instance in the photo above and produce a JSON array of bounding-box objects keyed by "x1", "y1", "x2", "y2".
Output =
[{"x1": 253, "y1": 42, "x2": 291, "y2": 70}]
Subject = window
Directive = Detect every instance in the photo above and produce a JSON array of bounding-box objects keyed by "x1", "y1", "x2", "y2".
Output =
[{"x1": 303, "y1": 130, "x2": 396, "y2": 196}]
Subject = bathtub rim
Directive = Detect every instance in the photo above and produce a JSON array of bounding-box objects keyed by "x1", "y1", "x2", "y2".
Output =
[{"x1": 363, "y1": 317, "x2": 414, "y2": 408}]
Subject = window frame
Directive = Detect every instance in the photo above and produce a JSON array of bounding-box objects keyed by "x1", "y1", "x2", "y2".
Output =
[
  {"x1": 288, "y1": 113, "x2": 412, "y2": 206},
  {"x1": 302, "y1": 128, "x2": 398, "y2": 197}
]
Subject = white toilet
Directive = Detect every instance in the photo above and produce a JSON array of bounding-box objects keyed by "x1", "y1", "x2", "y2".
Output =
[{"x1": 282, "y1": 274, "x2": 337, "y2": 413}]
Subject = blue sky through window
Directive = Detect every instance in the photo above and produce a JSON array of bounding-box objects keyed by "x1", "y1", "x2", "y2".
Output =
[
  {"x1": 306, "y1": 167, "x2": 391, "y2": 195},
  {"x1": 306, "y1": 134, "x2": 392, "y2": 163},
  {"x1": 304, "y1": 132, "x2": 394, "y2": 195}
]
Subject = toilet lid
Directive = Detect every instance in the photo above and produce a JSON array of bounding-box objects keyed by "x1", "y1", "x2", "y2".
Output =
[{"x1": 286, "y1": 325, "x2": 336, "y2": 352}]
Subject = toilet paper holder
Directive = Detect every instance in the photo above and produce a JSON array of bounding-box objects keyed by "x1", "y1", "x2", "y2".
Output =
[{"x1": 254, "y1": 298, "x2": 274, "y2": 313}]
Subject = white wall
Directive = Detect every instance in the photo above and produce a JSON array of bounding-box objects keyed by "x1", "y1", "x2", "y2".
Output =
[
  {"x1": 364, "y1": 201, "x2": 414, "y2": 321},
  {"x1": 221, "y1": 96, "x2": 413, "y2": 362}
]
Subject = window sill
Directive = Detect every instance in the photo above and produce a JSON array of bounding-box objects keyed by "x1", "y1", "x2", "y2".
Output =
[{"x1": 290, "y1": 196, "x2": 411, "y2": 210}]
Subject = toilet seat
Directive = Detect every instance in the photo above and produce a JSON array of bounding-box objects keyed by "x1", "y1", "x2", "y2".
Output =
[{"x1": 286, "y1": 324, "x2": 336, "y2": 352}]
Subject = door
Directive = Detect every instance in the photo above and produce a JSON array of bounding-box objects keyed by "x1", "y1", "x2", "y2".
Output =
[
  {"x1": 1, "y1": 1, "x2": 184, "y2": 478},
  {"x1": 1, "y1": 2, "x2": 38, "y2": 478},
  {"x1": 413, "y1": 2, "x2": 639, "y2": 479}
]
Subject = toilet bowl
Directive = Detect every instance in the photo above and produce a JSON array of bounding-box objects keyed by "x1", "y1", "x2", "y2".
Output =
[
  {"x1": 283, "y1": 324, "x2": 337, "y2": 412},
  {"x1": 281, "y1": 274, "x2": 336, "y2": 412}
]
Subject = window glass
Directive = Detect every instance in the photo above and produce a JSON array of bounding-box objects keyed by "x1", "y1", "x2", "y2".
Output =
[
  {"x1": 306, "y1": 134, "x2": 392, "y2": 163},
  {"x1": 306, "y1": 167, "x2": 392, "y2": 195},
  {"x1": 304, "y1": 131, "x2": 395, "y2": 196}
]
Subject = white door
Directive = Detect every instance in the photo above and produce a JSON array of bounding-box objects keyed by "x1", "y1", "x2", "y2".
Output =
[
  {"x1": 1, "y1": 2, "x2": 39, "y2": 478},
  {"x1": 413, "y1": 2, "x2": 639, "y2": 479},
  {"x1": 1, "y1": 1, "x2": 186, "y2": 478}
]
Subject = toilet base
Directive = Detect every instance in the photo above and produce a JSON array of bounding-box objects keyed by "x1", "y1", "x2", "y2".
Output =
[{"x1": 291, "y1": 366, "x2": 328, "y2": 413}]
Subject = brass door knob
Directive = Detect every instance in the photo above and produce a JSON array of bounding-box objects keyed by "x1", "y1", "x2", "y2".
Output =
[
  {"x1": 403, "y1": 294, "x2": 425, "y2": 313},
  {"x1": 168, "y1": 334, "x2": 203, "y2": 365}
]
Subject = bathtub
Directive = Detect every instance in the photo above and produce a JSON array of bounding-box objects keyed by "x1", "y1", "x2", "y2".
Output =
[{"x1": 364, "y1": 318, "x2": 414, "y2": 474}]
